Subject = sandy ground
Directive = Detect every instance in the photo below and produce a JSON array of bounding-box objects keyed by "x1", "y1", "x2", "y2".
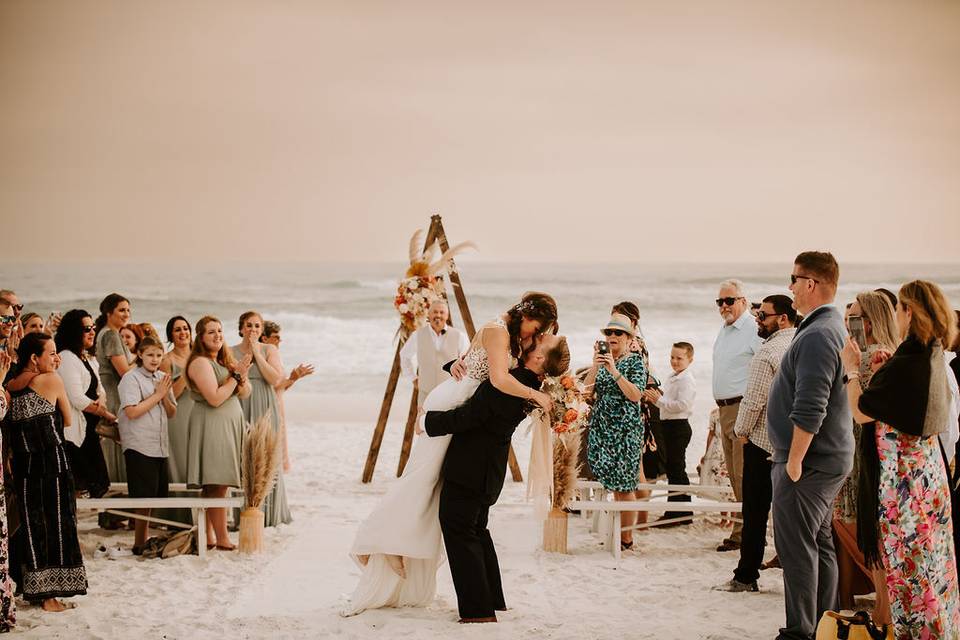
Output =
[{"x1": 14, "y1": 395, "x2": 788, "y2": 639}]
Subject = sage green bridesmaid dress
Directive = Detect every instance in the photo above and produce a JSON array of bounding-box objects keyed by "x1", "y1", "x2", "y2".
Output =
[{"x1": 186, "y1": 359, "x2": 243, "y2": 489}]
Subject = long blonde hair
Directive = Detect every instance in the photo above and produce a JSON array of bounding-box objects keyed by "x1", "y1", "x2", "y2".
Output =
[
  {"x1": 899, "y1": 280, "x2": 958, "y2": 348},
  {"x1": 855, "y1": 291, "x2": 899, "y2": 353}
]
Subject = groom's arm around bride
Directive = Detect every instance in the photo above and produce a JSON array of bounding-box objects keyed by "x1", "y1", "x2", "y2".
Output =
[{"x1": 424, "y1": 366, "x2": 541, "y2": 623}]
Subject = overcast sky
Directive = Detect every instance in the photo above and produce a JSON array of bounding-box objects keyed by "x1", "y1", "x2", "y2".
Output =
[{"x1": 1, "y1": 1, "x2": 958, "y2": 264}]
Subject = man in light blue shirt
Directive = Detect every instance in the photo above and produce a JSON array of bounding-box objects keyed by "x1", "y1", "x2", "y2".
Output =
[{"x1": 711, "y1": 279, "x2": 763, "y2": 551}]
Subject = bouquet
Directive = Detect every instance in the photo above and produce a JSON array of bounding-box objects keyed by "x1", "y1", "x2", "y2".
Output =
[
  {"x1": 394, "y1": 229, "x2": 474, "y2": 341},
  {"x1": 539, "y1": 372, "x2": 589, "y2": 509}
]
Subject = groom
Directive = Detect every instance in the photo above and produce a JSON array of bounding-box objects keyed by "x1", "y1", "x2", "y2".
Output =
[{"x1": 424, "y1": 342, "x2": 549, "y2": 623}]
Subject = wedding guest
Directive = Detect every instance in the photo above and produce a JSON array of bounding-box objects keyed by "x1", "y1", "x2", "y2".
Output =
[
  {"x1": 610, "y1": 302, "x2": 656, "y2": 512},
  {"x1": 714, "y1": 294, "x2": 797, "y2": 593},
  {"x1": 699, "y1": 408, "x2": 733, "y2": 525},
  {"x1": 120, "y1": 324, "x2": 142, "y2": 361},
  {"x1": 232, "y1": 311, "x2": 291, "y2": 526},
  {"x1": 400, "y1": 300, "x2": 470, "y2": 408},
  {"x1": 6, "y1": 332, "x2": 87, "y2": 611},
  {"x1": 768, "y1": 251, "x2": 853, "y2": 640},
  {"x1": 712, "y1": 278, "x2": 763, "y2": 552},
  {"x1": 642, "y1": 342, "x2": 696, "y2": 524},
  {"x1": 584, "y1": 312, "x2": 648, "y2": 550},
  {"x1": 55, "y1": 309, "x2": 113, "y2": 498},
  {"x1": 93, "y1": 294, "x2": 132, "y2": 492},
  {"x1": 187, "y1": 316, "x2": 251, "y2": 549},
  {"x1": 830, "y1": 292, "x2": 899, "y2": 621},
  {"x1": 0, "y1": 347, "x2": 13, "y2": 631},
  {"x1": 0, "y1": 299, "x2": 17, "y2": 368},
  {"x1": 842, "y1": 280, "x2": 960, "y2": 638},
  {"x1": 20, "y1": 312, "x2": 44, "y2": 335},
  {"x1": 160, "y1": 316, "x2": 193, "y2": 484},
  {"x1": 261, "y1": 320, "x2": 314, "y2": 472},
  {"x1": 118, "y1": 335, "x2": 176, "y2": 553}
]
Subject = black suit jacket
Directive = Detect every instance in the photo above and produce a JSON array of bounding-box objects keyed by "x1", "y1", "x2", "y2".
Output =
[{"x1": 424, "y1": 367, "x2": 540, "y2": 505}]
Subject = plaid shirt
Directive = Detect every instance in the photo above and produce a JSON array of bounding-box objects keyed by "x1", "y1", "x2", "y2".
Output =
[{"x1": 733, "y1": 327, "x2": 796, "y2": 453}]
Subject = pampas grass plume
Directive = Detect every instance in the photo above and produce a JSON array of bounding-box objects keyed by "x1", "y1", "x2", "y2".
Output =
[{"x1": 242, "y1": 414, "x2": 282, "y2": 510}]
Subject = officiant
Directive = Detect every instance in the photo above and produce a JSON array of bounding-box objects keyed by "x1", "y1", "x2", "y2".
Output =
[{"x1": 399, "y1": 299, "x2": 470, "y2": 407}]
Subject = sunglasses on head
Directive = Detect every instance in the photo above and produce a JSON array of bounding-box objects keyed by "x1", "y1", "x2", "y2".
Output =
[
  {"x1": 790, "y1": 274, "x2": 819, "y2": 285},
  {"x1": 602, "y1": 329, "x2": 628, "y2": 337},
  {"x1": 715, "y1": 297, "x2": 742, "y2": 308}
]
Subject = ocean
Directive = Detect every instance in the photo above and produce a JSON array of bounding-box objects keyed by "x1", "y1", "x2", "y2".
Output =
[{"x1": 4, "y1": 261, "x2": 958, "y2": 457}]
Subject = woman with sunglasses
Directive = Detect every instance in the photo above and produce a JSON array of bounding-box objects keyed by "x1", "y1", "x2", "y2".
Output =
[
  {"x1": 0, "y1": 299, "x2": 19, "y2": 377},
  {"x1": 584, "y1": 312, "x2": 648, "y2": 550},
  {"x1": 55, "y1": 309, "x2": 114, "y2": 499}
]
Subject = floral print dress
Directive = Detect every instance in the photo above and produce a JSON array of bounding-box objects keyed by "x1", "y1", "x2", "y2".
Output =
[
  {"x1": 876, "y1": 423, "x2": 960, "y2": 639},
  {"x1": 0, "y1": 394, "x2": 15, "y2": 631},
  {"x1": 587, "y1": 353, "x2": 648, "y2": 492}
]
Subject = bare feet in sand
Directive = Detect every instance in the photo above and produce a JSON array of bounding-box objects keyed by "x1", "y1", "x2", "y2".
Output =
[{"x1": 386, "y1": 554, "x2": 406, "y2": 578}]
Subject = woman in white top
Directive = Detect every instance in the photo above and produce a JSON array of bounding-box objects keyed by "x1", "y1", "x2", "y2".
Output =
[
  {"x1": 343, "y1": 292, "x2": 558, "y2": 616},
  {"x1": 55, "y1": 309, "x2": 114, "y2": 498}
]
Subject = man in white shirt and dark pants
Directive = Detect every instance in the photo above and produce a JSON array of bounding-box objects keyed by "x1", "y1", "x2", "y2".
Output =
[
  {"x1": 400, "y1": 300, "x2": 470, "y2": 408},
  {"x1": 644, "y1": 342, "x2": 697, "y2": 524}
]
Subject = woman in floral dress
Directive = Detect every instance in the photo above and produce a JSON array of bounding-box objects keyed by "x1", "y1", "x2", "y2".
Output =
[
  {"x1": 842, "y1": 280, "x2": 960, "y2": 639},
  {"x1": 0, "y1": 347, "x2": 15, "y2": 631},
  {"x1": 585, "y1": 312, "x2": 648, "y2": 550}
]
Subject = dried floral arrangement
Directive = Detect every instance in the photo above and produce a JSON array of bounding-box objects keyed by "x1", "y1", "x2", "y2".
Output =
[
  {"x1": 242, "y1": 414, "x2": 282, "y2": 510},
  {"x1": 539, "y1": 372, "x2": 589, "y2": 509}
]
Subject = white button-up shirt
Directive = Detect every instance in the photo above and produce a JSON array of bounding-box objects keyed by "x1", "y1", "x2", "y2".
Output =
[
  {"x1": 399, "y1": 325, "x2": 470, "y2": 379},
  {"x1": 656, "y1": 367, "x2": 696, "y2": 420},
  {"x1": 712, "y1": 310, "x2": 763, "y2": 400}
]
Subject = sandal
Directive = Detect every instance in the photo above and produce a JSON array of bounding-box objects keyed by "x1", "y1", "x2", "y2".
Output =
[
  {"x1": 620, "y1": 540, "x2": 634, "y2": 551},
  {"x1": 215, "y1": 543, "x2": 236, "y2": 551}
]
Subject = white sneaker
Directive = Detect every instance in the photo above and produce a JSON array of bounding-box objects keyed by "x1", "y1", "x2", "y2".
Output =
[{"x1": 94, "y1": 545, "x2": 109, "y2": 559}]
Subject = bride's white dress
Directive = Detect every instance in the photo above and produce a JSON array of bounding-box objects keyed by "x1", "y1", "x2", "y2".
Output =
[{"x1": 342, "y1": 320, "x2": 508, "y2": 616}]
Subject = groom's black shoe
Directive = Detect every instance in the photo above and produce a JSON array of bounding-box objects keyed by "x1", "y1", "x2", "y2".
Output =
[{"x1": 460, "y1": 616, "x2": 497, "y2": 624}]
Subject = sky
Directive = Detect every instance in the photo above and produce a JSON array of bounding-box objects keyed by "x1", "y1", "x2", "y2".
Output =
[{"x1": 1, "y1": 1, "x2": 958, "y2": 264}]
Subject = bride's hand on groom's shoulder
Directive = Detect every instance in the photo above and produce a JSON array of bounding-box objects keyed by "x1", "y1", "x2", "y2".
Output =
[{"x1": 415, "y1": 408, "x2": 426, "y2": 435}]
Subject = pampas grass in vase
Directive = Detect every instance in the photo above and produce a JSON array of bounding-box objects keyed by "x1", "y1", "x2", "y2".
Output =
[
  {"x1": 543, "y1": 430, "x2": 582, "y2": 554},
  {"x1": 239, "y1": 414, "x2": 282, "y2": 554}
]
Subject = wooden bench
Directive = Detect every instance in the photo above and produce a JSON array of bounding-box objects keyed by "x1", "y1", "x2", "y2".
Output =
[
  {"x1": 572, "y1": 480, "x2": 741, "y2": 559},
  {"x1": 77, "y1": 494, "x2": 245, "y2": 559}
]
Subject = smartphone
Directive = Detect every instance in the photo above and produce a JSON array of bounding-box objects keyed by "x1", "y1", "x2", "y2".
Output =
[
  {"x1": 596, "y1": 340, "x2": 610, "y2": 356},
  {"x1": 848, "y1": 316, "x2": 867, "y2": 353}
]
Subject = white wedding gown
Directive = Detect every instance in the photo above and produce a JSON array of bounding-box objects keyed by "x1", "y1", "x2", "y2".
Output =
[{"x1": 342, "y1": 321, "x2": 507, "y2": 616}]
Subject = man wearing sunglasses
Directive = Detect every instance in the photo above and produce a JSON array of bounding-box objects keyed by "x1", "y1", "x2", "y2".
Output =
[
  {"x1": 715, "y1": 294, "x2": 796, "y2": 593},
  {"x1": 712, "y1": 279, "x2": 762, "y2": 552},
  {"x1": 767, "y1": 251, "x2": 853, "y2": 640}
]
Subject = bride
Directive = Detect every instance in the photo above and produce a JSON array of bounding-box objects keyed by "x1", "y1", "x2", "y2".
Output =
[{"x1": 342, "y1": 292, "x2": 558, "y2": 616}]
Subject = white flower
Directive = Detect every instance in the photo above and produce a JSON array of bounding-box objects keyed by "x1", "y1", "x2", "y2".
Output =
[{"x1": 399, "y1": 303, "x2": 409, "y2": 313}]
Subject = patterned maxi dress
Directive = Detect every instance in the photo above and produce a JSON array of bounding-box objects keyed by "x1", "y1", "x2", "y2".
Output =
[
  {"x1": 587, "y1": 353, "x2": 648, "y2": 492},
  {"x1": 6, "y1": 388, "x2": 87, "y2": 603},
  {"x1": 875, "y1": 423, "x2": 960, "y2": 639},
  {"x1": 0, "y1": 393, "x2": 15, "y2": 630}
]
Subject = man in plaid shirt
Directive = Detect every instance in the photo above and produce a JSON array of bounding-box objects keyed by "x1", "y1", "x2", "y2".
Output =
[{"x1": 715, "y1": 294, "x2": 797, "y2": 592}]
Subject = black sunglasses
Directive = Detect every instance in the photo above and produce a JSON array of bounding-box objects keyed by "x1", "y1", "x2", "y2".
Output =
[
  {"x1": 715, "y1": 297, "x2": 743, "y2": 308},
  {"x1": 82, "y1": 325, "x2": 96, "y2": 333},
  {"x1": 0, "y1": 315, "x2": 16, "y2": 325},
  {"x1": 755, "y1": 311, "x2": 783, "y2": 322},
  {"x1": 790, "y1": 274, "x2": 819, "y2": 285},
  {"x1": 602, "y1": 329, "x2": 628, "y2": 337}
]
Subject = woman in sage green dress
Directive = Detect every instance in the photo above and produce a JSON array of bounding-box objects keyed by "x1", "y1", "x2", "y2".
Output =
[
  {"x1": 186, "y1": 316, "x2": 251, "y2": 550},
  {"x1": 93, "y1": 294, "x2": 132, "y2": 486},
  {"x1": 160, "y1": 315, "x2": 195, "y2": 525},
  {"x1": 232, "y1": 311, "x2": 292, "y2": 526}
]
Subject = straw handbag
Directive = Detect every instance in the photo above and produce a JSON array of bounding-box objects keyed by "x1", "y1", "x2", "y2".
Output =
[{"x1": 816, "y1": 611, "x2": 893, "y2": 640}]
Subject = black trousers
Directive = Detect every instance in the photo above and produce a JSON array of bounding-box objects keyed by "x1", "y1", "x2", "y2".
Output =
[
  {"x1": 439, "y1": 482, "x2": 504, "y2": 619},
  {"x1": 660, "y1": 419, "x2": 692, "y2": 518},
  {"x1": 734, "y1": 440, "x2": 773, "y2": 584}
]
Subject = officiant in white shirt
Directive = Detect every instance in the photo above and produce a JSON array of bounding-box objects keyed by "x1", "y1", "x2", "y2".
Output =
[{"x1": 400, "y1": 300, "x2": 470, "y2": 408}]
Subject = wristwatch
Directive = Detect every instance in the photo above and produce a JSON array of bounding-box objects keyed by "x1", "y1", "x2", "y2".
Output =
[{"x1": 231, "y1": 372, "x2": 243, "y2": 385}]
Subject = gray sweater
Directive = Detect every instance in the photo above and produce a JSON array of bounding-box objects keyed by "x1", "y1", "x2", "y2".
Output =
[{"x1": 766, "y1": 304, "x2": 854, "y2": 475}]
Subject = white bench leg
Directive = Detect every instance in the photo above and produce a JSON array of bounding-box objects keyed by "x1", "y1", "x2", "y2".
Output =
[
  {"x1": 197, "y1": 509, "x2": 207, "y2": 559},
  {"x1": 612, "y1": 511, "x2": 622, "y2": 561}
]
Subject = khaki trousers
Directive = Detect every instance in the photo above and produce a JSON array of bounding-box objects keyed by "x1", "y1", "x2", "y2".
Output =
[{"x1": 718, "y1": 402, "x2": 744, "y2": 543}]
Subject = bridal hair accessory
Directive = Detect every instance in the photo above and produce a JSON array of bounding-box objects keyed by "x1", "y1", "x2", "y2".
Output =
[
  {"x1": 394, "y1": 229, "x2": 476, "y2": 340},
  {"x1": 514, "y1": 301, "x2": 538, "y2": 314}
]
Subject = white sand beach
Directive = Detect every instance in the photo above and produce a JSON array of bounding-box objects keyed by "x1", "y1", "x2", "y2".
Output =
[{"x1": 13, "y1": 393, "x2": 788, "y2": 639}]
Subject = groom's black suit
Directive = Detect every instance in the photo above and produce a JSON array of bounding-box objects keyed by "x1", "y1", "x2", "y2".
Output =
[{"x1": 424, "y1": 365, "x2": 540, "y2": 621}]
